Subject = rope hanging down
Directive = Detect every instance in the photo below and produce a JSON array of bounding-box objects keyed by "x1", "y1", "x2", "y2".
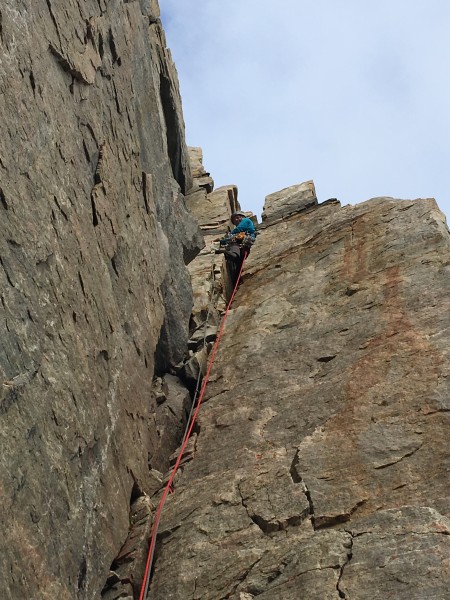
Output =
[
  {"x1": 139, "y1": 252, "x2": 249, "y2": 600},
  {"x1": 180, "y1": 254, "x2": 219, "y2": 450}
]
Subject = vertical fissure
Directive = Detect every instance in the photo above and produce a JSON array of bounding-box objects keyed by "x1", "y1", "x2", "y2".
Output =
[
  {"x1": 290, "y1": 450, "x2": 316, "y2": 528},
  {"x1": 0, "y1": 187, "x2": 8, "y2": 210},
  {"x1": 159, "y1": 72, "x2": 185, "y2": 192},
  {"x1": 336, "y1": 534, "x2": 354, "y2": 598}
]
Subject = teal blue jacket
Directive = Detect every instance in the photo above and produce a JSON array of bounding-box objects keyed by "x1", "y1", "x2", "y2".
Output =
[{"x1": 231, "y1": 217, "x2": 256, "y2": 236}]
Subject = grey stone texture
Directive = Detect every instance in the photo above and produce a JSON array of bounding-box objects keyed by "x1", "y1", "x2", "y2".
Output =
[
  {"x1": 179, "y1": 153, "x2": 247, "y2": 407},
  {"x1": 261, "y1": 180, "x2": 317, "y2": 223},
  {"x1": 185, "y1": 151, "x2": 243, "y2": 330},
  {"x1": 101, "y1": 495, "x2": 153, "y2": 599},
  {"x1": 150, "y1": 190, "x2": 450, "y2": 598},
  {"x1": 0, "y1": 1, "x2": 202, "y2": 598},
  {"x1": 2, "y1": 1, "x2": 450, "y2": 596},
  {"x1": 187, "y1": 147, "x2": 214, "y2": 193}
]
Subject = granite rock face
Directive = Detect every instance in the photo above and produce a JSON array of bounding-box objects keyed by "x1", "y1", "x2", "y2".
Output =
[
  {"x1": 0, "y1": 1, "x2": 202, "y2": 598},
  {"x1": 150, "y1": 188, "x2": 450, "y2": 598},
  {"x1": 187, "y1": 147, "x2": 214, "y2": 193},
  {"x1": 2, "y1": 3, "x2": 450, "y2": 597},
  {"x1": 186, "y1": 181, "x2": 241, "y2": 324},
  {"x1": 261, "y1": 180, "x2": 317, "y2": 223},
  {"x1": 181, "y1": 150, "x2": 244, "y2": 389}
]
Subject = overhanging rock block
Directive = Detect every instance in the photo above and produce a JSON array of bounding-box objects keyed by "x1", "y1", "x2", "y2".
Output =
[{"x1": 262, "y1": 180, "x2": 318, "y2": 222}]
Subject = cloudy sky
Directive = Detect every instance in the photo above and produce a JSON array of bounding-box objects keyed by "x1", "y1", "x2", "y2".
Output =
[{"x1": 160, "y1": 1, "x2": 450, "y2": 224}]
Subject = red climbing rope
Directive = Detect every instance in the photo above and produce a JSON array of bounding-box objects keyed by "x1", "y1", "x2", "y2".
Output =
[{"x1": 139, "y1": 253, "x2": 249, "y2": 600}]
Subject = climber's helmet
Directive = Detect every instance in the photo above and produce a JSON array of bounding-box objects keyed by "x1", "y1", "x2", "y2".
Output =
[{"x1": 231, "y1": 211, "x2": 245, "y2": 224}]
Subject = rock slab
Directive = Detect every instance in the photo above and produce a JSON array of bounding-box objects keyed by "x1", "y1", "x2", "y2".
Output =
[
  {"x1": 150, "y1": 190, "x2": 450, "y2": 598},
  {"x1": 0, "y1": 1, "x2": 202, "y2": 598}
]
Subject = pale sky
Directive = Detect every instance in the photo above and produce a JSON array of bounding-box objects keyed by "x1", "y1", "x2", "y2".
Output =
[{"x1": 160, "y1": 1, "x2": 450, "y2": 224}]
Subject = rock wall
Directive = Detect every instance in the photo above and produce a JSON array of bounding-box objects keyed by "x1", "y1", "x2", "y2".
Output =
[
  {"x1": 181, "y1": 148, "x2": 258, "y2": 391},
  {"x1": 2, "y1": 2, "x2": 450, "y2": 598},
  {"x1": 150, "y1": 187, "x2": 450, "y2": 598},
  {"x1": 185, "y1": 148, "x2": 240, "y2": 322},
  {"x1": 0, "y1": 1, "x2": 203, "y2": 598}
]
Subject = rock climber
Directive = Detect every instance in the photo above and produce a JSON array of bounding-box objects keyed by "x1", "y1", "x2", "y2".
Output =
[
  {"x1": 221, "y1": 211, "x2": 256, "y2": 262},
  {"x1": 230, "y1": 211, "x2": 256, "y2": 236}
]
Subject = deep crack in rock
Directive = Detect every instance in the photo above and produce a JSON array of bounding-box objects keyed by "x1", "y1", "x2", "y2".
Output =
[
  {"x1": 290, "y1": 450, "x2": 316, "y2": 528},
  {"x1": 336, "y1": 534, "x2": 354, "y2": 598}
]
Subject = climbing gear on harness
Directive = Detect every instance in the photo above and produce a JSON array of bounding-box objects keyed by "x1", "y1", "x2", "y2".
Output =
[{"x1": 219, "y1": 232, "x2": 256, "y2": 251}]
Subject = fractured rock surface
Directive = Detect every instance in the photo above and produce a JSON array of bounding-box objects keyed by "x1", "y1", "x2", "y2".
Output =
[
  {"x1": 0, "y1": 1, "x2": 202, "y2": 598},
  {"x1": 261, "y1": 180, "x2": 317, "y2": 223},
  {"x1": 150, "y1": 190, "x2": 450, "y2": 598},
  {"x1": 183, "y1": 149, "x2": 246, "y2": 388}
]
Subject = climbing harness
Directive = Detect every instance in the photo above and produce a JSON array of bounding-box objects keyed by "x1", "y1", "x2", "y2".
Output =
[
  {"x1": 220, "y1": 232, "x2": 256, "y2": 253},
  {"x1": 138, "y1": 251, "x2": 249, "y2": 600}
]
